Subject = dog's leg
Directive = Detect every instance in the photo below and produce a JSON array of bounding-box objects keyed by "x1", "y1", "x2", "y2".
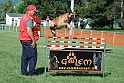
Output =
[
  {"x1": 66, "y1": 23, "x2": 72, "y2": 30},
  {"x1": 50, "y1": 25, "x2": 56, "y2": 40},
  {"x1": 51, "y1": 30, "x2": 56, "y2": 36},
  {"x1": 51, "y1": 29, "x2": 56, "y2": 40}
]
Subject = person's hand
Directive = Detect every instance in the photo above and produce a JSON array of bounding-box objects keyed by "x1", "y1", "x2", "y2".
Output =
[{"x1": 31, "y1": 41, "x2": 36, "y2": 48}]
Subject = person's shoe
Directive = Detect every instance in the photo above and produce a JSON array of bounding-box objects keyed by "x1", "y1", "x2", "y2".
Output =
[{"x1": 22, "y1": 74, "x2": 28, "y2": 76}]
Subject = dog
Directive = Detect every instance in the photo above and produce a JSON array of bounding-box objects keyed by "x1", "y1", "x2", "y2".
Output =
[{"x1": 49, "y1": 12, "x2": 76, "y2": 37}]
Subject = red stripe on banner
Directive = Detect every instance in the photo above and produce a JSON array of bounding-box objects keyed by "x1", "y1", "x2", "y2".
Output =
[
  {"x1": 96, "y1": 46, "x2": 101, "y2": 48},
  {"x1": 89, "y1": 38, "x2": 92, "y2": 40},
  {"x1": 65, "y1": 37, "x2": 70, "y2": 39},
  {"x1": 96, "y1": 42, "x2": 101, "y2": 44},
  {"x1": 81, "y1": 38, "x2": 85, "y2": 40},
  {"x1": 80, "y1": 42, "x2": 84, "y2": 44},
  {"x1": 64, "y1": 41, "x2": 68, "y2": 43},
  {"x1": 48, "y1": 45, "x2": 51, "y2": 47},
  {"x1": 56, "y1": 36, "x2": 61, "y2": 38},
  {"x1": 48, "y1": 36, "x2": 53, "y2": 38},
  {"x1": 73, "y1": 37, "x2": 78, "y2": 39},
  {"x1": 88, "y1": 46, "x2": 92, "y2": 48},
  {"x1": 80, "y1": 46, "x2": 84, "y2": 48},
  {"x1": 56, "y1": 40, "x2": 60, "y2": 42},
  {"x1": 97, "y1": 38, "x2": 101, "y2": 40},
  {"x1": 64, "y1": 46, "x2": 68, "y2": 47},
  {"x1": 88, "y1": 42, "x2": 92, "y2": 44},
  {"x1": 72, "y1": 41, "x2": 76, "y2": 43}
]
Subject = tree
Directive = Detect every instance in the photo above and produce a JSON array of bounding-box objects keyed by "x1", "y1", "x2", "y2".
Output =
[
  {"x1": 0, "y1": 3, "x2": 4, "y2": 20},
  {"x1": 15, "y1": 1, "x2": 26, "y2": 14},
  {"x1": 14, "y1": 0, "x2": 123, "y2": 29},
  {"x1": 15, "y1": 0, "x2": 70, "y2": 19},
  {"x1": 39, "y1": 0, "x2": 69, "y2": 19},
  {"x1": 0, "y1": 0, "x2": 15, "y2": 20},
  {"x1": 75, "y1": 0, "x2": 122, "y2": 29},
  {"x1": 79, "y1": 0, "x2": 107, "y2": 28},
  {"x1": 120, "y1": 0, "x2": 124, "y2": 29}
]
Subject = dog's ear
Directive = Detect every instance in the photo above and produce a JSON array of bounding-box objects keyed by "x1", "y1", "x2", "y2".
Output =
[
  {"x1": 68, "y1": 12, "x2": 71, "y2": 15},
  {"x1": 67, "y1": 10, "x2": 71, "y2": 15}
]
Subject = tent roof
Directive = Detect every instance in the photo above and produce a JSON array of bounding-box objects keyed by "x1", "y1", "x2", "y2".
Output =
[{"x1": 6, "y1": 13, "x2": 24, "y2": 17}]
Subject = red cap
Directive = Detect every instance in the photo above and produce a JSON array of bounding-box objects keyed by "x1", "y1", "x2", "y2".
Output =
[{"x1": 27, "y1": 5, "x2": 38, "y2": 12}]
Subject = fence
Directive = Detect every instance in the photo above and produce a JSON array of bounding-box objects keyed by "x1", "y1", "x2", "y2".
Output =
[
  {"x1": 44, "y1": 28, "x2": 124, "y2": 46},
  {"x1": 0, "y1": 24, "x2": 19, "y2": 32},
  {"x1": 0, "y1": 24, "x2": 45, "y2": 37},
  {"x1": 0, "y1": 25, "x2": 124, "y2": 46}
]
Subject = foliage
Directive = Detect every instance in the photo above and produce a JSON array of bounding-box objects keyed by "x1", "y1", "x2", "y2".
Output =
[
  {"x1": 15, "y1": 1, "x2": 26, "y2": 14},
  {"x1": 0, "y1": 0, "x2": 15, "y2": 20},
  {"x1": 16, "y1": 0, "x2": 70, "y2": 19},
  {"x1": 0, "y1": 0, "x2": 124, "y2": 29},
  {"x1": 79, "y1": 0, "x2": 113, "y2": 28},
  {"x1": 38, "y1": 0, "x2": 70, "y2": 19}
]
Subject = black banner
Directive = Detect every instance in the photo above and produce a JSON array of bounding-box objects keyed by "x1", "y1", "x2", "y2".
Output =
[{"x1": 49, "y1": 50, "x2": 102, "y2": 72}]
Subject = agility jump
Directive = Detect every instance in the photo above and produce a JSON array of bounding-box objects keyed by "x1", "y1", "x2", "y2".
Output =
[{"x1": 44, "y1": 36, "x2": 106, "y2": 77}]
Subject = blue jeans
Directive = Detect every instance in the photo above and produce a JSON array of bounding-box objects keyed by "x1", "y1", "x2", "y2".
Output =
[{"x1": 20, "y1": 41, "x2": 37, "y2": 75}]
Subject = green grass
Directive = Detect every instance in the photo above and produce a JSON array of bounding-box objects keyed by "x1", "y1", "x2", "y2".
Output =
[{"x1": 0, "y1": 32, "x2": 124, "y2": 83}]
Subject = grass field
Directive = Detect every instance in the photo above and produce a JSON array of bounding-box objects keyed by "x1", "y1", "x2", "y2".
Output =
[{"x1": 0, "y1": 32, "x2": 124, "y2": 83}]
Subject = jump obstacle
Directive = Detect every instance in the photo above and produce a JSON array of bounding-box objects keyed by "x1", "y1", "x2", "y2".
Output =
[{"x1": 44, "y1": 36, "x2": 107, "y2": 77}]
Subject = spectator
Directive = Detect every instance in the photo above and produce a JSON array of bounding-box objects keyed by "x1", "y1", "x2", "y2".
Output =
[
  {"x1": 80, "y1": 20, "x2": 84, "y2": 29},
  {"x1": 19, "y1": 4, "x2": 39, "y2": 76},
  {"x1": 15, "y1": 20, "x2": 18, "y2": 26},
  {"x1": 46, "y1": 16, "x2": 49, "y2": 26}
]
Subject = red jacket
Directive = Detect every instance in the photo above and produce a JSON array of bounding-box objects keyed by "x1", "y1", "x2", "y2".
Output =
[{"x1": 19, "y1": 13, "x2": 39, "y2": 41}]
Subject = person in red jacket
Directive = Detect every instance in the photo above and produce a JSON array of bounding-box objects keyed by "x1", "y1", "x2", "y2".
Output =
[{"x1": 19, "y1": 4, "x2": 39, "y2": 76}]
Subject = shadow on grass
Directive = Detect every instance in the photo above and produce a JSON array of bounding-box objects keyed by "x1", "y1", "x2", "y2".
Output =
[
  {"x1": 51, "y1": 72, "x2": 111, "y2": 77},
  {"x1": 35, "y1": 67, "x2": 48, "y2": 75},
  {"x1": 35, "y1": 67, "x2": 111, "y2": 77}
]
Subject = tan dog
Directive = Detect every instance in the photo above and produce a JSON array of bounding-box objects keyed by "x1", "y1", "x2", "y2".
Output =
[{"x1": 49, "y1": 12, "x2": 76, "y2": 37}]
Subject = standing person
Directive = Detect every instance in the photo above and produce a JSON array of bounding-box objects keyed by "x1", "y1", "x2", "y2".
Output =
[
  {"x1": 19, "y1": 5, "x2": 39, "y2": 76},
  {"x1": 46, "y1": 16, "x2": 49, "y2": 26},
  {"x1": 80, "y1": 20, "x2": 84, "y2": 29},
  {"x1": 15, "y1": 20, "x2": 18, "y2": 26}
]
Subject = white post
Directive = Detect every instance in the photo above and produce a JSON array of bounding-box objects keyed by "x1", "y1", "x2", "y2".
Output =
[
  {"x1": 16, "y1": 26, "x2": 17, "y2": 32},
  {"x1": 9, "y1": 25, "x2": 11, "y2": 32},
  {"x1": 71, "y1": 0, "x2": 74, "y2": 12},
  {"x1": 101, "y1": 31, "x2": 103, "y2": 42},
  {"x1": 69, "y1": 0, "x2": 74, "y2": 37},
  {"x1": 5, "y1": 25, "x2": 7, "y2": 31},
  {"x1": 113, "y1": 32, "x2": 115, "y2": 45},
  {"x1": 65, "y1": 29, "x2": 66, "y2": 37},
  {"x1": 90, "y1": 30, "x2": 92, "y2": 38},
  {"x1": 81, "y1": 30, "x2": 82, "y2": 38},
  {"x1": 13, "y1": 26, "x2": 14, "y2": 31},
  {"x1": 2, "y1": 24, "x2": 3, "y2": 31},
  {"x1": 101, "y1": 31, "x2": 103, "y2": 38}
]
